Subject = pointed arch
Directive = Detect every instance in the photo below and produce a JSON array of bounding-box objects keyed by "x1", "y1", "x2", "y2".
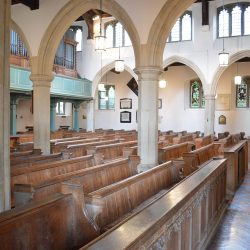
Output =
[
  {"x1": 92, "y1": 61, "x2": 137, "y2": 98},
  {"x1": 163, "y1": 55, "x2": 207, "y2": 92},
  {"x1": 211, "y1": 50, "x2": 250, "y2": 95},
  {"x1": 10, "y1": 19, "x2": 32, "y2": 57},
  {"x1": 36, "y1": 0, "x2": 140, "y2": 76},
  {"x1": 144, "y1": 0, "x2": 195, "y2": 67}
]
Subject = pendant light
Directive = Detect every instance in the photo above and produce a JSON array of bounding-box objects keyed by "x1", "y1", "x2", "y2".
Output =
[
  {"x1": 95, "y1": 0, "x2": 106, "y2": 51},
  {"x1": 234, "y1": 1, "x2": 241, "y2": 85},
  {"x1": 115, "y1": 45, "x2": 124, "y2": 72},
  {"x1": 98, "y1": 52, "x2": 105, "y2": 91},
  {"x1": 159, "y1": 79, "x2": 167, "y2": 88},
  {"x1": 219, "y1": 0, "x2": 229, "y2": 66}
]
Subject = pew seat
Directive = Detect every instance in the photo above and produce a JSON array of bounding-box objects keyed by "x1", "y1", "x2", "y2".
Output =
[{"x1": 85, "y1": 160, "x2": 182, "y2": 232}]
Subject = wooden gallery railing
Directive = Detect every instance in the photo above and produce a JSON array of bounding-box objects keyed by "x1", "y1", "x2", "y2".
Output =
[{"x1": 82, "y1": 159, "x2": 227, "y2": 250}]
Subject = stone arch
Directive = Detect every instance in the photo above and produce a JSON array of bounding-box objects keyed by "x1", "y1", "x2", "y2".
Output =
[
  {"x1": 145, "y1": 0, "x2": 196, "y2": 67},
  {"x1": 163, "y1": 55, "x2": 207, "y2": 92},
  {"x1": 10, "y1": 19, "x2": 32, "y2": 57},
  {"x1": 36, "y1": 0, "x2": 140, "y2": 76},
  {"x1": 211, "y1": 50, "x2": 250, "y2": 95},
  {"x1": 92, "y1": 62, "x2": 138, "y2": 98}
]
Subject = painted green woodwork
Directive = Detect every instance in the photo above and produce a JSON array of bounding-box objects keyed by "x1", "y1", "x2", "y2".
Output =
[{"x1": 10, "y1": 66, "x2": 92, "y2": 98}]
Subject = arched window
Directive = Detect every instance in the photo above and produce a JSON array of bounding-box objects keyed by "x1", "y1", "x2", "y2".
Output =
[
  {"x1": 236, "y1": 77, "x2": 250, "y2": 108},
  {"x1": 218, "y1": 9, "x2": 229, "y2": 37},
  {"x1": 244, "y1": 6, "x2": 250, "y2": 35},
  {"x1": 217, "y1": 2, "x2": 250, "y2": 37},
  {"x1": 106, "y1": 24, "x2": 114, "y2": 48},
  {"x1": 98, "y1": 85, "x2": 115, "y2": 110},
  {"x1": 190, "y1": 80, "x2": 205, "y2": 108},
  {"x1": 105, "y1": 21, "x2": 132, "y2": 48},
  {"x1": 182, "y1": 13, "x2": 192, "y2": 41},
  {"x1": 75, "y1": 29, "x2": 82, "y2": 51},
  {"x1": 167, "y1": 11, "x2": 192, "y2": 42},
  {"x1": 115, "y1": 22, "x2": 123, "y2": 47},
  {"x1": 231, "y1": 6, "x2": 242, "y2": 36}
]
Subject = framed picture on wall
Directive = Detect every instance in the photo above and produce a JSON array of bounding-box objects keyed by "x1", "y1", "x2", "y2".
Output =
[
  {"x1": 120, "y1": 98, "x2": 132, "y2": 109},
  {"x1": 120, "y1": 111, "x2": 131, "y2": 123},
  {"x1": 158, "y1": 98, "x2": 162, "y2": 109}
]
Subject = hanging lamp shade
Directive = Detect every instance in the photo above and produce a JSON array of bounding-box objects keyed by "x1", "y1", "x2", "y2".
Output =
[
  {"x1": 95, "y1": 35, "x2": 106, "y2": 51},
  {"x1": 159, "y1": 79, "x2": 167, "y2": 88},
  {"x1": 98, "y1": 82, "x2": 105, "y2": 91},
  {"x1": 115, "y1": 59, "x2": 125, "y2": 72},
  {"x1": 234, "y1": 75, "x2": 242, "y2": 85},
  {"x1": 218, "y1": 52, "x2": 229, "y2": 66}
]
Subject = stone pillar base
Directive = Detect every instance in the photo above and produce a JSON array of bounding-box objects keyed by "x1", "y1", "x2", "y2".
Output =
[{"x1": 137, "y1": 163, "x2": 157, "y2": 173}]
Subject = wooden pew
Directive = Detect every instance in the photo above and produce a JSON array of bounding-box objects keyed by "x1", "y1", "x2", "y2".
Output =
[
  {"x1": 51, "y1": 138, "x2": 101, "y2": 154},
  {"x1": 14, "y1": 156, "x2": 140, "y2": 206},
  {"x1": 87, "y1": 140, "x2": 137, "y2": 164},
  {"x1": 67, "y1": 139, "x2": 123, "y2": 158},
  {"x1": 195, "y1": 134, "x2": 214, "y2": 149},
  {"x1": 10, "y1": 149, "x2": 41, "y2": 159},
  {"x1": 10, "y1": 152, "x2": 64, "y2": 166},
  {"x1": 223, "y1": 139, "x2": 248, "y2": 195},
  {"x1": 84, "y1": 160, "x2": 183, "y2": 232},
  {"x1": 0, "y1": 193, "x2": 98, "y2": 249},
  {"x1": 82, "y1": 158, "x2": 227, "y2": 250},
  {"x1": 158, "y1": 142, "x2": 193, "y2": 164},
  {"x1": 11, "y1": 154, "x2": 97, "y2": 206},
  {"x1": 182, "y1": 143, "x2": 223, "y2": 176},
  {"x1": 173, "y1": 134, "x2": 194, "y2": 144}
]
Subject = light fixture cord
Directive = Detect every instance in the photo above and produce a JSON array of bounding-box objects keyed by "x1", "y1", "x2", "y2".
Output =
[
  {"x1": 99, "y1": 0, "x2": 102, "y2": 36},
  {"x1": 222, "y1": 0, "x2": 225, "y2": 51}
]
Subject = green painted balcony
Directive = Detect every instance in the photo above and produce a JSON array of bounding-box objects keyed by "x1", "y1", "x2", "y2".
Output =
[{"x1": 10, "y1": 66, "x2": 92, "y2": 98}]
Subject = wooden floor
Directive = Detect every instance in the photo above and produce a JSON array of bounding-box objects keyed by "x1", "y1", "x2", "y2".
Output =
[{"x1": 208, "y1": 167, "x2": 250, "y2": 250}]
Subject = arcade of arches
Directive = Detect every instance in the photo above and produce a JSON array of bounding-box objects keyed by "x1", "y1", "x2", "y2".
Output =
[{"x1": 1, "y1": 0, "x2": 250, "y2": 249}]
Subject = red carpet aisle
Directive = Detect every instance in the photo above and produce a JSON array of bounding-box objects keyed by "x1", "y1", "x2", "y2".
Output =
[{"x1": 208, "y1": 168, "x2": 250, "y2": 250}]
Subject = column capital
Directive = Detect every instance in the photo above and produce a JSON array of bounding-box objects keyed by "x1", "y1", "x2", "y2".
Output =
[
  {"x1": 204, "y1": 94, "x2": 216, "y2": 100},
  {"x1": 73, "y1": 100, "x2": 82, "y2": 109},
  {"x1": 30, "y1": 74, "x2": 54, "y2": 88},
  {"x1": 134, "y1": 66, "x2": 163, "y2": 80}
]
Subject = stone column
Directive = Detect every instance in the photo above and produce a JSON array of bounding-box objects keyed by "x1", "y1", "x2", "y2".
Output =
[
  {"x1": 134, "y1": 66, "x2": 162, "y2": 172},
  {"x1": 73, "y1": 101, "x2": 81, "y2": 132},
  {"x1": 50, "y1": 98, "x2": 57, "y2": 132},
  {"x1": 204, "y1": 94, "x2": 216, "y2": 136},
  {"x1": 30, "y1": 74, "x2": 53, "y2": 154},
  {"x1": 0, "y1": 0, "x2": 11, "y2": 211},
  {"x1": 10, "y1": 95, "x2": 19, "y2": 135},
  {"x1": 86, "y1": 99, "x2": 95, "y2": 132}
]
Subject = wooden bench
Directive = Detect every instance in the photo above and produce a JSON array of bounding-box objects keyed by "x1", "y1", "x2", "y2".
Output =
[
  {"x1": 67, "y1": 139, "x2": 123, "y2": 158},
  {"x1": 195, "y1": 134, "x2": 214, "y2": 149},
  {"x1": 11, "y1": 154, "x2": 97, "y2": 206},
  {"x1": 0, "y1": 193, "x2": 99, "y2": 249},
  {"x1": 51, "y1": 137, "x2": 101, "y2": 153},
  {"x1": 223, "y1": 140, "x2": 248, "y2": 195},
  {"x1": 14, "y1": 156, "x2": 140, "y2": 206},
  {"x1": 87, "y1": 140, "x2": 137, "y2": 164},
  {"x1": 82, "y1": 159, "x2": 227, "y2": 250},
  {"x1": 158, "y1": 142, "x2": 193, "y2": 164},
  {"x1": 173, "y1": 134, "x2": 194, "y2": 144},
  {"x1": 182, "y1": 143, "x2": 223, "y2": 176},
  {"x1": 84, "y1": 160, "x2": 183, "y2": 232},
  {"x1": 10, "y1": 149, "x2": 41, "y2": 159}
]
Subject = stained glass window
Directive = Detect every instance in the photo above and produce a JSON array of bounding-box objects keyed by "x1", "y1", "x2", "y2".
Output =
[
  {"x1": 236, "y1": 79, "x2": 248, "y2": 108},
  {"x1": 190, "y1": 80, "x2": 204, "y2": 108},
  {"x1": 98, "y1": 85, "x2": 115, "y2": 110},
  {"x1": 182, "y1": 13, "x2": 192, "y2": 40}
]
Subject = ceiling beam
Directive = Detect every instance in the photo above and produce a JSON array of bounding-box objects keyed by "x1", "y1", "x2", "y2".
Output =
[{"x1": 12, "y1": 0, "x2": 39, "y2": 10}]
